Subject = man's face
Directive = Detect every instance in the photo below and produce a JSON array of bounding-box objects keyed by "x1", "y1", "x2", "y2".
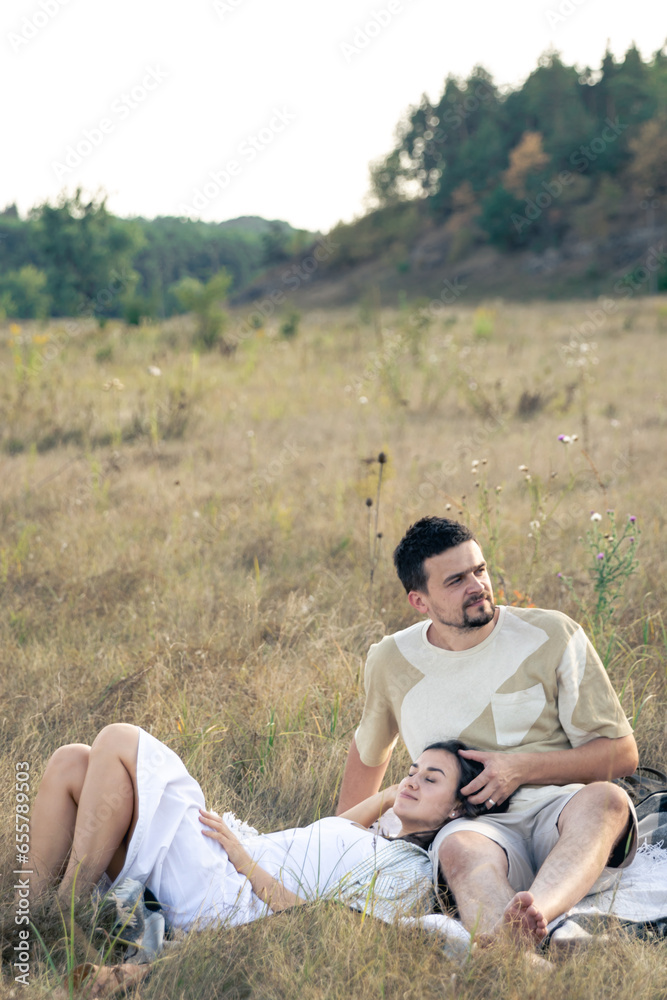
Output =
[{"x1": 410, "y1": 540, "x2": 495, "y2": 632}]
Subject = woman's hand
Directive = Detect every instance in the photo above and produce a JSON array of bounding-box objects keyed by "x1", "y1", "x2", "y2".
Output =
[
  {"x1": 382, "y1": 783, "x2": 400, "y2": 809},
  {"x1": 199, "y1": 809, "x2": 250, "y2": 873},
  {"x1": 338, "y1": 783, "x2": 400, "y2": 827},
  {"x1": 199, "y1": 808, "x2": 305, "y2": 912}
]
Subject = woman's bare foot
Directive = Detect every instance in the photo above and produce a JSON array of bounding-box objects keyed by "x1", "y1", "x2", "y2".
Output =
[
  {"x1": 70, "y1": 961, "x2": 151, "y2": 998},
  {"x1": 501, "y1": 891, "x2": 548, "y2": 945}
]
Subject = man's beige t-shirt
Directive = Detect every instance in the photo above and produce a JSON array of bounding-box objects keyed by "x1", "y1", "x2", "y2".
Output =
[{"x1": 355, "y1": 606, "x2": 632, "y2": 766}]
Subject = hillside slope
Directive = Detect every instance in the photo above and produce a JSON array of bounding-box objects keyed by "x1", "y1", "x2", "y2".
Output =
[{"x1": 232, "y1": 205, "x2": 667, "y2": 309}]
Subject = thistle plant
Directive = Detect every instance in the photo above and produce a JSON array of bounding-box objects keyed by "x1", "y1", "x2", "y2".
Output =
[
  {"x1": 558, "y1": 337, "x2": 598, "y2": 452},
  {"x1": 559, "y1": 511, "x2": 640, "y2": 627},
  {"x1": 366, "y1": 451, "x2": 387, "y2": 609},
  {"x1": 469, "y1": 457, "x2": 502, "y2": 574}
]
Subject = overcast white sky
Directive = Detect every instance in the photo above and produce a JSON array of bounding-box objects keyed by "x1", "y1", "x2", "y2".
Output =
[{"x1": 4, "y1": 0, "x2": 667, "y2": 233}]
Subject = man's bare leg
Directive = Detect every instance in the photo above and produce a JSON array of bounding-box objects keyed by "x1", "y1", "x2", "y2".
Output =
[
  {"x1": 440, "y1": 782, "x2": 630, "y2": 947},
  {"x1": 522, "y1": 782, "x2": 631, "y2": 930},
  {"x1": 29, "y1": 744, "x2": 91, "y2": 898},
  {"x1": 56, "y1": 724, "x2": 140, "y2": 904},
  {"x1": 438, "y1": 831, "x2": 516, "y2": 939}
]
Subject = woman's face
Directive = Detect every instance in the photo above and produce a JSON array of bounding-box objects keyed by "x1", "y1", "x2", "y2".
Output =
[{"x1": 393, "y1": 748, "x2": 461, "y2": 834}]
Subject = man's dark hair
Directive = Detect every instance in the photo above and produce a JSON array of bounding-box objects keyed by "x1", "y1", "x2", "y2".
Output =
[{"x1": 393, "y1": 517, "x2": 476, "y2": 594}]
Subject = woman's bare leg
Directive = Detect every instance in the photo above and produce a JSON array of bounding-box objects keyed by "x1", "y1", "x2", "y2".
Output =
[
  {"x1": 56, "y1": 724, "x2": 140, "y2": 903},
  {"x1": 29, "y1": 743, "x2": 91, "y2": 897}
]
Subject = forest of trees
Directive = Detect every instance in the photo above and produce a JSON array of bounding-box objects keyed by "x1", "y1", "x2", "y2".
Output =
[
  {"x1": 2, "y1": 45, "x2": 666, "y2": 320},
  {"x1": 328, "y1": 44, "x2": 667, "y2": 277},
  {"x1": 0, "y1": 194, "x2": 313, "y2": 321}
]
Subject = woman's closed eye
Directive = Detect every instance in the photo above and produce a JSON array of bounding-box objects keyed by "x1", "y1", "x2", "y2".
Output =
[{"x1": 408, "y1": 770, "x2": 435, "y2": 783}]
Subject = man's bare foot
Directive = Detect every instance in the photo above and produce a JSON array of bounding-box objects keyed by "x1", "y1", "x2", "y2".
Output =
[{"x1": 501, "y1": 891, "x2": 548, "y2": 945}]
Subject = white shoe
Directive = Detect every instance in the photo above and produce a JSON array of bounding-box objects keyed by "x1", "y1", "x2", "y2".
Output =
[{"x1": 110, "y1": 878, "x2": 165, "y2": 965}]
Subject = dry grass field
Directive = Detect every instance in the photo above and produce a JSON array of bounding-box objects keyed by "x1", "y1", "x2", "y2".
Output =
[{"x1": 1, "y1": 295, "x2": 666, "y2": 998}]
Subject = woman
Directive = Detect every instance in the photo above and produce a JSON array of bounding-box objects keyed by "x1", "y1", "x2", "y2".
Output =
[{"x1": 29, "y1": 725, "x2": 508, "y2": 932}]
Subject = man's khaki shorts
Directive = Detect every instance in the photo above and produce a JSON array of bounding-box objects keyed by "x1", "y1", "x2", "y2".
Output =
[{"x1": 429, "y1": 783, "x2": 638, "y2": 894}]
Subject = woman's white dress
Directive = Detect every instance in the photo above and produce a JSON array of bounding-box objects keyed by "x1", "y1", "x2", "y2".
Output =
[{"x1": 109, "y1": 729, "x2": 433, "y2": 930}]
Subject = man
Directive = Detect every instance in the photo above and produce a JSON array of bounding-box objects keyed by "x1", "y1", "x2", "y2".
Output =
[{"x1": 337, "y1": 517, "x2": 638, "y2": 944}]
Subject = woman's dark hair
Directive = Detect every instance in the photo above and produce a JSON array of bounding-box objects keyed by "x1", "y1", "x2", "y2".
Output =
[{"x1": 397, "y1": 739, "x2": 511, "y2": 850}]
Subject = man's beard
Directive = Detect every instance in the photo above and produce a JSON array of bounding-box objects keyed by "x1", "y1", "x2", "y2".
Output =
[{"x1": 434, "y1": 596, "x2": 496, "y2": 631}]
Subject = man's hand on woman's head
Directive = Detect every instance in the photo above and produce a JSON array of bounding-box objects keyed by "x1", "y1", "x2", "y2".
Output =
[{"x1": 457, "y1": 748, "x2": 524, "y2": 808}]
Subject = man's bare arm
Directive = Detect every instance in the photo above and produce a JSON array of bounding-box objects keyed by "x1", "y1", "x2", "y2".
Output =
[
  {"x1": 336, "y1": 737, "x2": 391, "y2": 815},
  {"x1": 459, "y1": 734, "x2": 639, "y2": 807}
]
